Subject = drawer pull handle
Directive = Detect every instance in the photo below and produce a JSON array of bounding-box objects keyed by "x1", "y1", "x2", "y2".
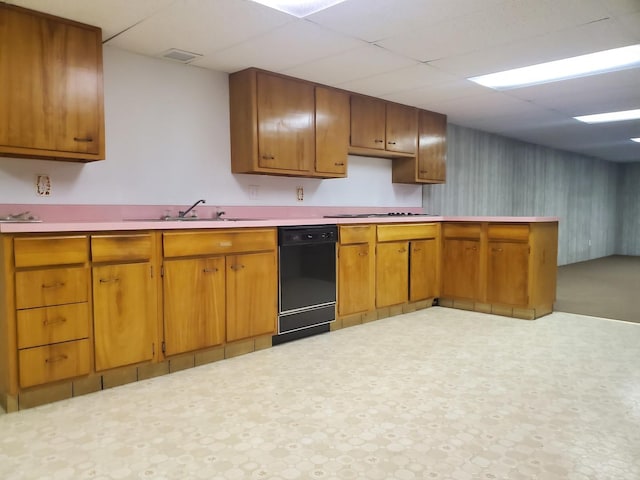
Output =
[
  {"x1": 398, "y1": 248, "x2": 407, "y2": 253},
  {"x1": 491, "y1": 248, "x2": 504, "y2": 253},
  {"x1": 45, "y1": 354, "x2": 68, "y2": 363},
  {"x1": 387, "y1": 141, "x2": 397, "y2": 145},
  {"x1": 230, "y1": 264, "x2": 245, "y2": 271},
  {"x1": 43, "y1": 317, "x2": 67, "y2": 326},
  {"x1": 218, "y1": 241, "x2": 233, "y2": 247},
  {"x1": 203, "y1": 268, "x2": 218, "y2": 273},
  {"x1": 73, "y1": 136, "x2": 93, "y2": 142},
  {"x1": 42, "y1": 281, "x2": 65, "y2": 289},
  {"x1": 420, "y1": 170, "x2": 429, "y2": 174},
  {"x1": 99, "y1": 277, "x2": 120, "y2": 283},
  {"x1": 374, "y1": 139, "x2": 384, "y2": 143},
  {"x1": 413, "y1": 248, "x2": 422, "y2": 252},
  {"x1": 334, "y1": 162, "x2": 345, "y2": 166},
  {"x1": 358, "y1": 252, "x2": 368, "y2": 257},
  {"x1": 261, "y1": 154, "x2": 275, "y2": 160}
]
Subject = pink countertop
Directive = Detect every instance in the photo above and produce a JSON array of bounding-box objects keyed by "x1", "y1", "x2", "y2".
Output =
[{"x1": 0, "y1": 216, "x2": 559, "y2": 233}]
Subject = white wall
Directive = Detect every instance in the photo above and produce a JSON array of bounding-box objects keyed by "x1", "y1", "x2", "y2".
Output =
[{"x1": 0, "y1": 46, "x2": 422, "y2": 208}]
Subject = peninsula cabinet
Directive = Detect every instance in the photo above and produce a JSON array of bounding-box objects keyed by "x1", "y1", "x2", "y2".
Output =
[
  {"x1": 0, "y1": 4, "x2": 105, "y2": 162},
  {"x1": 440, "y1": 222, "x2": 558, "y2": 319},
  {"x1": 376, "y1": 223, "x2": 440, "y2": 308},
  {"x1": 161, "y1": 228, "x2": 277, "y2": 355},
  {"x1": 91, "y1": 234, "x2": 158, "y2": 371},
  {"x1": 337, "y1": 225, "x2": 376, "y2": 317},
  {"x1": 349, "y1": 95, "x2": 418, "y2": 157},
  {"x1": 393, "y1": 109, "x2": 447, "y2": 184},
  {"x1": 229, "y1": 68, "x2": 349, "y2": 178}
]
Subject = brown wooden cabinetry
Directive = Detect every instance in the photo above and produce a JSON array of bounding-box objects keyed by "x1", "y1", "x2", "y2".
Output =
[
  {"x1": 0, "y1": 4, "x2": 104, "y2": 162},
  {"x1": 440, "y1": 222, "x2": 558, "y2": 319},
  {"x1": 91, "y1": 234, "x2": 158, "y2": 371},
  {"x1": 376, "y1": 223, "x2": 440, "y2": 308},
  {"x1": 13, "y1": 236, "x2": 91, "y2": 388},
  {"x1": 162, "y1": 229, "x2": 277, "y2": 354},
  {"x1": 337, "y1": 225, "x2": 376, "y2": 317},
  {"x1": 350, "y1": 96, "x2": 418, "y2": 157},
  {"x1": 230, "y1": 68, "x2": 349, "y2": 178}
]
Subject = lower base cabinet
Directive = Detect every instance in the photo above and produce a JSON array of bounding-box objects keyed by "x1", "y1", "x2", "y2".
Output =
[{"x1": 337, "y1": 225, "x2": 376, "y2": 316}]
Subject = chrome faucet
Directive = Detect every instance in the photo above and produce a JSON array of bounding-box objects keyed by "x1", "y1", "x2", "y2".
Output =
[{"x1": 179, "y1": 199, "x2": 206, "y2": 218}]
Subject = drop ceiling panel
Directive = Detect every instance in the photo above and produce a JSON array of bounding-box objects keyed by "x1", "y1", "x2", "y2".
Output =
[
  {"x1": 430, "y1": 17, "x2": 638, "y2": 78},
  {"x1": 193, "y1": 20, "x2": 364, "y2": 73},
  {"x1": 7, "y1": 0, "x2": 175, "y2": 39},
  {"x1": 105, "y1": 0, "x2": 293, "y2": 56},
  {"x1": 306, "y1": 0, "x2": 504, "y2": 43},
  {"x1": 381, "y1": 79, "x2": 489, "y2": 109},
  {"x1": 334, "y1": 64, "x2": 459, "y2": 98},
  {"x1": 281, "y1": 45, "x2": 416, "y2": 87}
]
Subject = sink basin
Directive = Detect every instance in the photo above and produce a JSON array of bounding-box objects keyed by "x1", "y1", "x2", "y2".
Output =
[
  {"x1": 124, "y1": 217, "x2": 267, "y2": 222},
  {"x1": 0, "y1": 219, "x2": 43, "y2": 223}
]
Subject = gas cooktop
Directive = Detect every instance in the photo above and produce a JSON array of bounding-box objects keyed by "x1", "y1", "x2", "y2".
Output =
[{"x1": 323, "y1": 212, "x2": 438, "y2": 218}]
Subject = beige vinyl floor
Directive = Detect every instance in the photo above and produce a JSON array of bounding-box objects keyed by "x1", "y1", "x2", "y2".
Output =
[{"x1": 1, "y1": 307, "x2": 639, "y2": 480}]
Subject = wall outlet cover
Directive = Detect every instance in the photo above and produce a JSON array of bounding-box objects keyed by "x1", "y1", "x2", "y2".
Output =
[{"x1": 36, "y1": 174, "x2": 51, "y2": 196}]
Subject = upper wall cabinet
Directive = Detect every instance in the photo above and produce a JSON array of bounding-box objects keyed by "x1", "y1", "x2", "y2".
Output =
[
  {"x1": 0, "y1": 5, "x2": 105, "y2": 162},
  {"x1": 229, "y1": 68, "x2": 349, "y2": 178},
  {"x1": 349, "y1": 95, "x2": 418, "y2": 158},
  {"x1": 392, "y1": 109, "x2": 447, "y2": 184}
]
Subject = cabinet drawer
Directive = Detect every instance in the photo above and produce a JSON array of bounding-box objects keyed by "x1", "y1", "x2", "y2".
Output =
[
  {"x1": 377, "y1": 223, "x2": 438, "y2": 242},
  {"x1": 17, "y1": 303, "x2": 90, "y2": 349},
  {"x1": 15, "y1": 267, "x2": 89, "y2": 309},
  {"x1": 19, "y1": 339, "x2": 90, "y2": 388},
  {"x1": 339, "y1": 225, "x2": 374, "y2": 244},
  {"x1": 14, "y1": 236, "x2": 88, "y2": 268},
  {"x1": 488, "y1": 224, "x2": 529, "y2": 242},
  {"x1": 163, "y1": 229, "x2": 276, "y2": 257},
  {"x1": 91, "y1": 234, "x2": 153, "y2": 262},
  {"x1": 442, "y1": 223, "x2": 481, "y2": 239}
]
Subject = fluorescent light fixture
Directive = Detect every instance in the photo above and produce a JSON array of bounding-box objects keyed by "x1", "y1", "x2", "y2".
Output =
[
  {"x1": 469, "y1": 44, "x2": 640, "y2": 90},
  {"x1": 573, "y1": 109, "x2": 640, "y2": 124},
  {"x1": 250, "y1": 0, "x2": 346, "y2": 17},
  {"x1": 632, "y1": 138, "x2": 640, "y2": 143}
]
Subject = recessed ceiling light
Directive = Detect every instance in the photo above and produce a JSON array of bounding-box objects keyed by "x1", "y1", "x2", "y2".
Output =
[
  {"x1": 469, "y1": 44, "x2": 640, "y2": 90},
  {"x1": 632, "y1": 138, "x2": 640, "y2": 143},
  {"x1": 250, "y1": 0, "x2": 346, "y2": 17},
  {"x1": 573, "y1": 109, "x2": 640, "y2": 124}
]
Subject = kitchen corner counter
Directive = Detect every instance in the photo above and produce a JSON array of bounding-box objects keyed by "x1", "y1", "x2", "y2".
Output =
[{"x1": 0, "y1": 216, "x2": 559, "y2": 233}]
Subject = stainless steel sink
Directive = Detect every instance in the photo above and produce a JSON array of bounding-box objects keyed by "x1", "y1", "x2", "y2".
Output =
[{"x1": 124, "y1": 217, "x2": 266, "y2": 222}]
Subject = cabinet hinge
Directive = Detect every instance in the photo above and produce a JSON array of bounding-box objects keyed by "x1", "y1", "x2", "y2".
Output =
[{"x1": 161, "y1": 341, "x2": 166, "y2": 354}]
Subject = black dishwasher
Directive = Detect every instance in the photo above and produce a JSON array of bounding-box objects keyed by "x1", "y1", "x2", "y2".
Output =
[{"x1": 273, "y1": 225, "x2": 338, "y2": 345}]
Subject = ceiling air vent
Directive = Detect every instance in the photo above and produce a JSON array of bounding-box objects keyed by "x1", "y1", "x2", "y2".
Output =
[{"x1": 159, "y1": 48, "x2": 202, "y2": 64}]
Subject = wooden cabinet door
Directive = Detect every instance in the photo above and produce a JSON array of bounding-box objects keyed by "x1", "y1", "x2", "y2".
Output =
[
  {"x1": 441, "y1": 239, "x2": 480, "y2": 300},
  {"x1": 256, "y1": 72, "x2": 314, "y2": 172},
  {"x1": 409, "y1": 238, "x2": 439, "y2": 302},
  {"x1": 226, "y1": 251, "x2": 277, "y2": 342},
  {"x1": 386, "y1": 103, "x2": 417, "y2": 154},
  {"x1": 315, "y1": 86, "x2": 349, "y2": 177},
  {"x1": 350, "y1": 95, "x2": 386, "y2": 150},
  {"x1": 93, "y1": 263, "x2": 155, "y2": 371},
  {"x1": 487, "y1": 242, "x2": 529, "y2": 306},
  {"x1": 376, "y1": 241, "x2": 409, "y2": 307},
  {"x1": 338, "y1": 243, "x2": 374, "y2": 316},
  {"x1": 0, "y1": 5, "x2": 103, "y2": 158},
  {"x1": 417, "y1": 110, "x2": 447, "y2": 182},
  {"x1": 163, "y1": 257, "x2": 225, "y2": 356}
]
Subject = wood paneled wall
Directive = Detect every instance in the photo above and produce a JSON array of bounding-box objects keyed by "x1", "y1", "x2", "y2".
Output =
[
  {"x1": 423, "y1": 124, "x2": 632, "y2": 266},
  {"x1": 617, "y1": 162, "x2": 640, "y2": 256}
]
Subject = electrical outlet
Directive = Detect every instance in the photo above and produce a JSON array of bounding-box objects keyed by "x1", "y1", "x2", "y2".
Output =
[
  {"x1": 35, "y1": 174, "x2": 51, "y2": 196},
  {"x1": 296, "y1": 186, "x2": 304, "y2": 201}
]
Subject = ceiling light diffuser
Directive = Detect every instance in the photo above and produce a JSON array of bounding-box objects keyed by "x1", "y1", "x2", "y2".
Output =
[
  {"x1": 469, "y1": 44, "x2": 640, "y2": 90},
  {"x1": 250, "y1": 0, "x2": 346, "y2": 17},
  {"x1": 573, "y1": 109, "x2": 640, "y2": 124},
  {"x1": 632, "y1": 138, "x2": 640, "y2": 143}
]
